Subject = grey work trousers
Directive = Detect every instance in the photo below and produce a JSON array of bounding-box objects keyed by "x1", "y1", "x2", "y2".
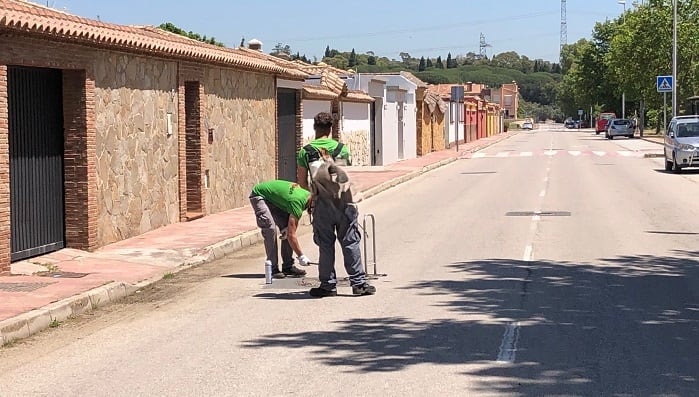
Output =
[
  {"x1": 249, "y1": 194, "x2": 294, "y2": 271},
  {"x1": 312, "y1": 198, "x2": 366, "y2": 290}
]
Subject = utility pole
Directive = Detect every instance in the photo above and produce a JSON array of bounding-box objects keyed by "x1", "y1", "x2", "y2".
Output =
[
  {"x1": 560, "y1": 0, "x2": 567, "y2": 63},
  {"x1": 672, "y1": 0, "x2": 678, "y2": 117}
]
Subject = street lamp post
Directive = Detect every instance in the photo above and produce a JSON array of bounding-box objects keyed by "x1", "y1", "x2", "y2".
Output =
[
  {"x1": 618, "y1": 0, "x2": 626, "y2": 118},
  {"x1": 672, "y1": 0, "x2": 678, "y2": 117}
]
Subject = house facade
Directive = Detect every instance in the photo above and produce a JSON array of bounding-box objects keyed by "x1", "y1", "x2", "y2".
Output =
[
  {"x1": 351, "y1": 72, "x2": 420, "y2": 165},
  {"x1": 0, "y1": 1, "x2": 306, "y2": 272}
]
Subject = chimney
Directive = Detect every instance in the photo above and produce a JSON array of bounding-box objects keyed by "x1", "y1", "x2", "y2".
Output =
[{"x1": 248, "y1": 38, "x2": 263, "y2": 51}]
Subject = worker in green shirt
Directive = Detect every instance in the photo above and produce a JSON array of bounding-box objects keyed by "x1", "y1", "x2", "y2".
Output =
[{"x1": 249, "y1": 180, "x2": 312, "y2": 278}]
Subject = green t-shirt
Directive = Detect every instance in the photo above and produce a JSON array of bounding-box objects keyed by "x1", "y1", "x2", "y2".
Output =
[
  {"x1": 252, "y1": 180, "x2": 310, "y2": 219},
  {"x1": 297, "y1": 138, "x2": 352, "y2": 169}
]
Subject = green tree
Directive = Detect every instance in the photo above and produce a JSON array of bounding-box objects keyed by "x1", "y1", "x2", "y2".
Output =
[
  {"x1": 436, "y1": 56, "x2": 444, "y2": 69},
  {"x1": 348, "y1": 48, "x2": 358, "y2": 68},
  {"x1": 426, "y1": 58, "x2": 434, "y2": 68},
  {"x1": 446, "y1": 52, "x2": 455, "y2": 68},
  {"x1": 324, "y1": 45, "x2": 331, "y2": 58},
  {"x1": 418, "y1": 56, "x2": 426, "y2": 72},
  {"x1": 158, "y1": 22, "x2": 225, "y2": 46}
]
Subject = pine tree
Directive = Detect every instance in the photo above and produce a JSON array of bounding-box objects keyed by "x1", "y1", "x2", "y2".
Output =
[
  {"x1": 446, "y1": 52, "x2": 454, "y2": 68},
  {"x1": 348, "y1": 48, "x2": 357, "y2": 67},
  {"x1": 426, "y1": 58, "x2": 433, "y2": 68},
  {"x1": 324, "y1": 45, "x2": 331, "y2": 58},
  {"x1": 436, "y1": 56, "x2": 444, "y2": 69},
  {"x1": 418, "y1": 56, "x2": 426, "y2": 71}
]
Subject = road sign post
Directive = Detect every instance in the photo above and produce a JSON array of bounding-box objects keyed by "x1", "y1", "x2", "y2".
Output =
[{"x1": 657, "y1": 75, "x2": 673, "y2": 132}]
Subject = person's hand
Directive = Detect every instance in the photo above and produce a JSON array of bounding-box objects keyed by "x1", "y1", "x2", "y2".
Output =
[{"x1": 298, "y1": 255, "x2": 311, "y2": 266}]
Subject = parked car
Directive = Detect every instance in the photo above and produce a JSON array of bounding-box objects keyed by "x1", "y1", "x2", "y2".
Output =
[
  {"x1": 605, "y1": 118, "x2": 634, "y2": 139},
  {"x1": 664, "y1": 115, "x2": 699, "y2": 173},
  {"x1": 596, "y1": 112, "x2": 616, "y2": 134},
  {"x1": 522, "y1": 121, "x2": 533, "y2": 130},
  {"x1": 564, "y1": 118, "x2": 576, "y2": 129}
]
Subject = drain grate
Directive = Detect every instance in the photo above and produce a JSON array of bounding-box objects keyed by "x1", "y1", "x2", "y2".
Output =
[
  {"x1": 506, "y1": 211, "x2": 572, "y2": 217},
  {"x1": 0, "y1": 282, "x2": 55, "y2": 292},
  {"x1": 36, "y1": 271, "x2": 89, "y2": 279}
]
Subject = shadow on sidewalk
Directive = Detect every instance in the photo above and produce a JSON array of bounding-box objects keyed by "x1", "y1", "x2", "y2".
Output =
[{"x1": 222, "y1": 274, "x2": 265, "y2": 279}]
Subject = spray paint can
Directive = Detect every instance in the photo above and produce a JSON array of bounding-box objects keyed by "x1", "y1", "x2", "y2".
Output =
[{"x1": 264, "y1": 260, "x2": 273, "y2": 284}]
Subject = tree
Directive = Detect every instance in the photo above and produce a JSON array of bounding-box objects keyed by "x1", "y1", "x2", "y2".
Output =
[
  {"x1": 271, "y1": 42, "x2": 292, "y2": 58},
  {"x1": 418, "y1": 56, "x2": 426, "y2": 72},
  {"x1": 426, "y1": 58, "x2": 434, "y2": 68},
  {"x1": 325, "y1": 45, "x2": 331, "y2": 58},
  {"x1": 446, "y1": 52, "x2": 455, "y2": 68},
  {"x1": 158, "y1": 22, "x2": 225, "y2": 46},
  {"x1": 367, "y1": 55, "x2": 377, "y2": 65},
  {"x1": 436, "y1": 56, "x2": 444, "y2": 69},
  {"x1": 348, "y1": 48, "x2": 358, "y2": 68}
]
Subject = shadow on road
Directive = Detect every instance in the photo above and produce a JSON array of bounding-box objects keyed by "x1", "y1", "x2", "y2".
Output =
[{"x1": 241, "y1": 251, "x2": 699, "y2": 395}]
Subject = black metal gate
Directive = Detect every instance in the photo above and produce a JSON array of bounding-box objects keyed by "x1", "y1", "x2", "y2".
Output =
[
  {"x1": 8, "y1": 66, "x2": 65, "y2": 261},
  {"x1": 277, "y1": 88, "x2": 298, "y2": 182}
]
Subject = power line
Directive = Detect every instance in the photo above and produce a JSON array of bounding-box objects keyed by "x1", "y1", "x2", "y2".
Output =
[{"x1": 282, "y1": 11, "x2": 558, "y2": 43}]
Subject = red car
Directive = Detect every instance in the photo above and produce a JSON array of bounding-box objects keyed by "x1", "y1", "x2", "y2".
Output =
[{"x1": 596, "y1": 112, "x2": 616, "y2": 134}]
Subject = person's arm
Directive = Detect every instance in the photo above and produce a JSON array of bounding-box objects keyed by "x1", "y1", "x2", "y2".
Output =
[
  {"x1": 286, "y1": 215, "x2": 304, "y2": 257},
  {"x1": 297, "y1": 166, "x2": 309, "y2": 190}
]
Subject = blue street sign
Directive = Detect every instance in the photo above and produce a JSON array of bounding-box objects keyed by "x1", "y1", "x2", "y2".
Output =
[{"x1": 657, "y1": 75, "x2": 673, "y2": 93}]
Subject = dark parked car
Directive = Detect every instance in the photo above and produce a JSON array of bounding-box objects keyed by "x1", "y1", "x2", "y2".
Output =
[{"x1": 564, "y1": 118, "x2": 576, "y2": 129}]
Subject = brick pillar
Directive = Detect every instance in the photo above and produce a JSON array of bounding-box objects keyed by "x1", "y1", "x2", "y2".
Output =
[
  {"x1": 177, "y1": 79, "x2": 187, "y2": 221},
  {"x1": 331, "y1": 100, "x2": 340, "y2": 140},
  {"x1": 0, "y1": 65, "x2": 9, "y2": 273},
  {"x1": 63, "y1": 69, "x2": 98, "y2": 251},
  {"x1": 295, "y1": 89, "x2": 303, "y2": 149}
]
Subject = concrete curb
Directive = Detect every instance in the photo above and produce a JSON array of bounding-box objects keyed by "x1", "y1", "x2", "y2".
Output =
[{"x1": 0, "y1": 133, "x2": 515, "y2": 346}]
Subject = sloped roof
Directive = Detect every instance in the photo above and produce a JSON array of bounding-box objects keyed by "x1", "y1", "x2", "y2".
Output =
[
  {"x1": 0, "y1": 0, "x2": 305, "y2": 79},
  {"x1": 423, "y1": 89, "x2": 447, "y2": 114},
  {"x1": 302, "y1": 84, "x2": 336, "y2": 100}
]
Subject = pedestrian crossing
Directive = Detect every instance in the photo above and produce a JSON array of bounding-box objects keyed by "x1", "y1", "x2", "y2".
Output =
[{"x1": 462, "y1": 150, "x2": 654, "y2": 159}]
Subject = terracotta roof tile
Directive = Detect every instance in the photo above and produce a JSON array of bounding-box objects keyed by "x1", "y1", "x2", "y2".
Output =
[
  {"x1": 343, "y1": 89, "x2": 374, "y2": 103},
  {"x1": 0, "y1": 0, "x2": 305, "y2": 78},
  {"x1": 302, "y1": 84, "x2": 336, "y2": 100}
]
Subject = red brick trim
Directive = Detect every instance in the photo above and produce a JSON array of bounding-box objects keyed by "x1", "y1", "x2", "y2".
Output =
[
  {"x1": 63, "y1": 69, "x2": 97, "y2": 251},
  {"x1": 0, "y1": 65, "x2": 9, "y2": 273},
  {"x1": 178, "y1": 64, "x2": 206, "y2": 220}
]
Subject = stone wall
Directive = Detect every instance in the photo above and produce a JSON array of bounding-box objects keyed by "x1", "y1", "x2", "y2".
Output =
[
  {"x1": 203, "y1": 69, "x2": 276, "y2": 213},
  {"x1": 340, "y1": 129, "x2": 370, "y2": 166},
  {"x1": 93, "y1": 53, "x2": 180, "y2": 246}
]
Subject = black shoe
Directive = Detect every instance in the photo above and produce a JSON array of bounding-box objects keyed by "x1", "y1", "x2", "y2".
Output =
[
  {"x1": 352, "y1": 283, "x2": 376, "y2": 296},
  {"x1": 282, "y1": 265, "x2": 307, "y2": 277},
  {"x1": 309, "y1": 287, "x2": 337, "y2": 298},
  {"x1": 272, "y1": 271, "x2": 286, "y2": 279}
]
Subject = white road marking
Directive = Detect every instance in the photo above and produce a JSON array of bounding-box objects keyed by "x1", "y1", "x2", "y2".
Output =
[
  {"x1": 497, "y1": 322, "x2": 521, "y2": 363},
  {"x1": 520, "y1": 151, "x2": 533, "y2": 157},
  {"x1": 618, "y1": 151, "x2": 632, "y2": 157},
  {"x1": 568, "y1": 150, "x2": 581, "y2": 156},
  {"x1": 539, "y1": 190, "x2": 546, "y2": 197},
  {"x1": 544, "y1": 177, "x2": 549, "y2": 183},
  {"x1": 544, "y1": 150, "x2": 558, "y2": 156},
  {"x1": 496, "y1": 152, "x2": 510, "y2": 157},
  {"x1": 593, "y1": 151, "x2": 606, "y2": 156},
  {"x1": 472, "y1": 153, "x2": 487, "y2": 158}
]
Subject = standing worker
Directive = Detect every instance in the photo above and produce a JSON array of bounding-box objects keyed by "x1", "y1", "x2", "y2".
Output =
[
  {"x1": 297, "y1": 112, "x2": 376, "y2": 297},
  {"x1": 249, "y1": 180, "x2": 312, "y2": 279}
]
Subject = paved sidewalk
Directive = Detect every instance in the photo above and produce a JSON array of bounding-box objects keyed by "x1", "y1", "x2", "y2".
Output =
[{"x1": 0, "y1": 132, "x2": 518, "y2": 344}]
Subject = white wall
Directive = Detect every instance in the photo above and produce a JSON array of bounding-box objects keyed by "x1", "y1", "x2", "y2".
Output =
[
  {"x1": 302, "y1": 100, "x2": 331, "y2": 141},
  {"x1": 340, "y1": 101, "x2": 370, "y2": 132},
  {"x1": 445, "y1": 102, "x2": 465, "y2": 146},
  {"x1": 381, "y1": 101, "x2": 400, "y2": 165}
]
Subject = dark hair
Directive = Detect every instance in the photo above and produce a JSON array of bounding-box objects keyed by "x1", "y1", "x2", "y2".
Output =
[{"x1": 313, "y1": 112, "x2": 333, "y2": 133}]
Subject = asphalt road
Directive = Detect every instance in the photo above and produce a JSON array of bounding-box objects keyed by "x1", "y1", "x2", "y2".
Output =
[{"x1": 1, "y1": 126, "x2": 698, "y2": 396}]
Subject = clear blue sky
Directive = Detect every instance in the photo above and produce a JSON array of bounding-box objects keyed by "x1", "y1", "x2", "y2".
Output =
[{"x1": 47, "y1": 0, "x2": 632, "y2": 63}]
